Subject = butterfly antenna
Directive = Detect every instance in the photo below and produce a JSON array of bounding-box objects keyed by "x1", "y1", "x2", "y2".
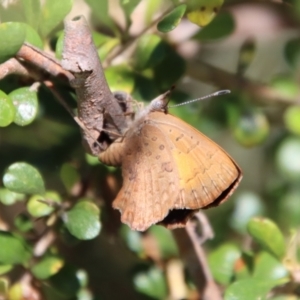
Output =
[{"x1": 168, "y1": 90, "x2": 231, "y2": 108}]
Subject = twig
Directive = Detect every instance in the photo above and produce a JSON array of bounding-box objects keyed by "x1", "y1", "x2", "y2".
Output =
[
  {"x1": 16, "y1": 43, "x2": 74, "y2": 81},
  {"x1": 61, "y1": 16, "x2": 129, "y2": 155},
  {"x1": 187, "y1": 59, "x2": 300, "y2": 105},
  {"x1": 0, "y1": 58, "x2": 31, "y2": 80},
  {"x1": 185, "y1": 221, "x2": 222, "y2": 300},
  {"x1": 172, "y1": 214, "x2": 222, "y2": 300},
  {"x1": 33, "y1": 229, "x2": 56, "y2": 257}
]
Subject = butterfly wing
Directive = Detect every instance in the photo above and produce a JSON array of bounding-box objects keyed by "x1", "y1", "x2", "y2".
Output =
[
  {"x1": 150, "y1": 112, "x2": 242, "y2": 211},
  {"x1": 112, "y1": 120, "x2": 180, "y2": 231}
]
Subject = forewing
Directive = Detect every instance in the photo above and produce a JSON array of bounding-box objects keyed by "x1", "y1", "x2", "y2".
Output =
[
  {"x1": 113, "y1": 121, "x2": 179, "y2": 231},
  {"x1": 150, "y1": 112, "x2": 242, "y2": 209}
]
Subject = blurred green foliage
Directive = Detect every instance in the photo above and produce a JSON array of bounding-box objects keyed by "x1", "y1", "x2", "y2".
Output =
[{"x1": 0, "y1": 0, "x2": 300, "y2": 299}]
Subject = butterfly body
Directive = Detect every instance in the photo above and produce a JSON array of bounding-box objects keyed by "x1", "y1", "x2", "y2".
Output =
[{"x1": 99, "y1": 96, "x2": 242, "y2": 231}]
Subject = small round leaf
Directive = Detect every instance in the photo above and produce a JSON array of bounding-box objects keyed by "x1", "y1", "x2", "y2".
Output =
[
  {"x1": 105, "y1": 65, "x2": 135, "y2": 93},
  {"x1": 27, "y1": 191, "x2": 61, "y2": 217},
  {"x1": 0, "y1": 231, "x2": 32, "y2": 265},
  {"x1": 153, "y1": 45, "x2": 186, "y2": 91},
  {"x1": 132, "y1": 34, "x2": 166, "y2": 71},
  {"x1": 208, "y1": 243, "x2": 241, "y2": 285},
  {"x1": 230, "y1": 191, "x2": 265, "y2": 234},
  {"x1": 187, "y1": 0, "x2": 224, "y2": 27},
  {"x1": 25, "y1": 24, "x2": 43, "y2": 49},
  {"x1": 253, "y1": 252, "x2": 288, "y2": 281},
  {"x1": 148, "y1": 226, "x2": 179, "y2": 259},
  {"x1": 0, "y1": 90, "x2": 15, "y2": 127},
  {"x1": 284, "y1": 105, "x2": 300, "y2": 135},
  {"x1": 0, "y1": 188, "x2": 24, "y2": 205},
  {"x1": 9, "y1": 87, "x2": 39, "y2": 126},
  {"x1": 3, "y1": 162, "x2": 45, "y2": 195},
  {"x1": 0, "y1": 22, "x2": 26, "y2": 63},
  {"x1": 133, "y1": 266, "x2": 168, "y2": 299},
  {"x1": 271, "y1": 75, "x2": 299, "y2": 98},
  {"x1": 22, "y1": 0, "x2": 41, "y2": 29},
  {"x1": 247, "y1": 218, "x2": 286, "y2": 260},
  {"x1": 157, "y1": 4, "x2": 187, "y2": 33},
  {"x1": 64, "y1": 201, "x2": 101, "y2": 240},
  {"x1": 32, "y1": 256, "x2": 64, "y2": 280},
  {"x1": 14, "y1": 214, "x2": 34, "y2": 232},
  {"x1": 60, "y1": 163, "x2": 80, "y2": 193},
  {"x1": 233, "y1": 109, "x2": 269, "y2": 147},
  {"x1": 224, "y1": 278, "x2": 277, "y2": 300},
  {"x1": 276, "y1": 137, "x2": 300, "y2": 180},
  {"x1": 39, "y1": 0, "x2": 72, "y2": 38},
  {"x1": 120, "y1": 225, "x2": 143, "y2": 254},
  {"x1": 0, "y1": 265, "x2": 13, "y2": 276},
  {"x1": 48, "y1": 265, "x2": 80, "y2": 297},
  {"x1": 194, "y1": 12, "x2": 235, "y2": 41}
]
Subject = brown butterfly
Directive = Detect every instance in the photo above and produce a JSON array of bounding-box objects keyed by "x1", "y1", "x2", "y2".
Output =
[{"x1": 99, "y1": 91, "x2": 242, "y2": 231}]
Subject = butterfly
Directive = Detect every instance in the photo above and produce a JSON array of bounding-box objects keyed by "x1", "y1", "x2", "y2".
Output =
[{"x1": 99, "y1": 91, "x2": 242, "y2": 231}]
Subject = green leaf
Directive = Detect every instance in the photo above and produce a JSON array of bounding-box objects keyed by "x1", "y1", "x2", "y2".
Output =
[
  {"x1": 120, "y1": 225, "x2": 143, "y2": 254},
  {"x1": 8, "y1": 283, "x2": 22, "y2": 300},
  {"x1": 39, "y1": 0, "x2": 73, "y2": 38},
  {"x1": 92, "y1": 31, "x2": 112, "y2": 47},
  {"x1": 133, "y1": 266, "x2": 168, "y2": 299},
  {"x1": 0, "y1": 265, "x2": 13, "y2": 276},
  {"x1": 194, "y1": 12, "x2": 235, "y2": 41},
  {"x1": 253, "y1": 252, "x2": 288, "y2": 282},
  {"x1": 276, "y1": 137, "x2": 300, "y2": 180},
  {"x1": 186, "y1": 0, "x2": 224, "y2": 27},
  {"x1": 9, "y1": 87, "x2": 39, "y2": 126},
  {"x1": 60, "y1": 163, "x2": 80, "y2": 193},
  {"x1": 84, "y1": 0, "x2": 116, "y2": 31},
  {"x1": 25, "y1": 25, "x2": 43, "y2": 49},
  {"x1": 76, "y1": 269, "x2": 89, "y2": 288},
  {"x1": 3, "y1": 162, "x2": 45, "y2": 195},
  {"x1": 97, "y1": 38, "x2": 120, "y2": 62},
  {"x1": 0, "y1": 22, "x2": 26, "y2": 63},
  {"x1": 14, "y1": 214, "x2": 34, "y2": 232},
  {"x1": 105, "y1": 65, "x2": 135, "y2": 93},
  {"x1": 148, "y1": 226, "x2": 179, "y2": 259},
  {"x1": 32, "y1": 256, "x2": 64, "y2": 280},
  {"x1": 284, "y1": 38, "x2": 300, "y2": 68},
  {"x1": 271, "y1": 75, "x2": 299, "y2": 98},
  {"x1": 64, "y1": 201, "x2": 101, "y2": 240},
  {"x1": 153, "y1": 44, "x2": 186, "y2": 90},
  {"x1": 284, "y1": 105, "x2": 300, "y2": 135},
  {"x1": 230, "y1": 192, "x2": 265, "y2": 234},
  {"x1": 224, "y1": 278, "x2": 276, "y2": 300},
  {"x1": 27, "y1": 191, "x2": 61, "y2": 218},
  {"x1": 85, "y1": 154, "x2": 100, "y2": 166},
  {"x1": 21, "y1": 0, "x2": 41, "y2": 30},
  {"x1": 233, "y1": 109, "x2": 269, "y2": 147},
  {"x1": 208, "y1": 243, "x2": 241, "y2": 285},
  {"x1": 0, "y1": 231, "x2": 32, "y2": 265},
  {"x1": 237, "y1": 38, "x2": 256, "y2": 75},
  {"x1": 55, "y1": 31, "x2": 64, "y2": 59},
  {"x1": 120, "y1": 0, "x2": 140, "y2": 27},
  {"x1": 0, "y1": 188, "x2": 24, "y2": 205},
  {"x1": 157, "y1": 4, "x2": 186, "y2": 33},
  {"x1": 279, "y1": 187, "x2": 300, "y2": 228},
  {"x1": 0, "y1": 90, "x2": 15, "y2": 127},
  {"x1": 132, "y1": 34, "x2": 166, "y2": 71},
  {"x1": 0, "y1": 278, "x2": 9, "y2": 296},
  {"x1": 234, "y1": 252, "x2": 252, "y2": 280},
  {"x1": 131, "y1": 75, "x2": 159, "y2": 101},
  {"x1": 48, "y1": 265, "x2": 80, "y2": 297},
  {"x1": 247, "y1": 218, "x2": 286, "y2": 260}
]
